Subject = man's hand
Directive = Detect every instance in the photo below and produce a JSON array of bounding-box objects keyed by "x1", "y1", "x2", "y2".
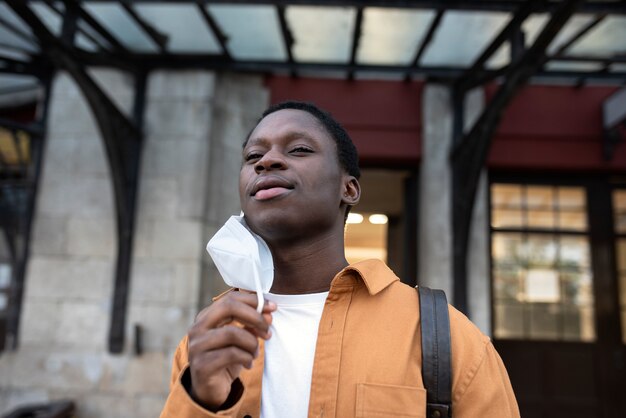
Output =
[{"x1": 187, "y1": 291, "x2": 276, "y2": 410}]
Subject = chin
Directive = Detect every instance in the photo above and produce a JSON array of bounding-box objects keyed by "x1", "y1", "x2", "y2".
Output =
[{"x1": 245, "y1": 209, "x2": 296, "y2": 240}]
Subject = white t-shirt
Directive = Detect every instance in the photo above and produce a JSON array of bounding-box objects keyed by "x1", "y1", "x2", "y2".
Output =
[{"x1": 261, "y1": 291, "x2": 329, "y2": 418}]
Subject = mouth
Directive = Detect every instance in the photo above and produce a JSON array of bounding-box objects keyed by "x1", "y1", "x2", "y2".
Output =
[{"x1": 251, "y1": 176, "x2": 295, "y2": 201}]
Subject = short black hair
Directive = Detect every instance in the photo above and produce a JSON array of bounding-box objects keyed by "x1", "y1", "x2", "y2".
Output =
[{"x1": 245, "y1": 101, "x2": 360, "y2": 179}]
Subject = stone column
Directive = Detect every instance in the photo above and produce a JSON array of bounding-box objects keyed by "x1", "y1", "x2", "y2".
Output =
[
  {"x1": 464, "y1": 89, "x2": 491, "y2": 335},
  {"x1": 420, "y1": 84, "x2": 454, "y2": 298},
  {"x1": 419, "y1": 84, "x2": 490, "y2": 334}
]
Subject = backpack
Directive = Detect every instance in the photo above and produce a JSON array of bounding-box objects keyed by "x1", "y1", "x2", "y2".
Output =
[{"x1": 416, "y1": 286, "x2": 452, "y2": 418}]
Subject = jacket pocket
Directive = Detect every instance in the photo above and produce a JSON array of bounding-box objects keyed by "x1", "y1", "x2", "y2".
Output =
[{"x1": 355, "y1": 383, "x2": 426, "y2": 418}]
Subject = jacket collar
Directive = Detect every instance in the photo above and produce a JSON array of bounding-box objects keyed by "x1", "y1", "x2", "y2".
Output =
[{"x1": 334, "y1": 259, "x2": 399, "y2": 296}]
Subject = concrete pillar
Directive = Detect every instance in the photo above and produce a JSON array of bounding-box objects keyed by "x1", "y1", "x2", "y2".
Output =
[
  {"x1": 419, "y1": 84, "x2": 490, "y2": 334},
  {"x1": 464, "y1": 89, "x2": 491, "y2": 335},
  {"x1": 420, "y1": 85, "x2": 454, "y2": 298}
]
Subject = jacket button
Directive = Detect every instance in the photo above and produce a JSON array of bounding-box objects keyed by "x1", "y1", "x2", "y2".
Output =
[{"x1": 431, "y1": 411, "x2": 441, "y2": 418}]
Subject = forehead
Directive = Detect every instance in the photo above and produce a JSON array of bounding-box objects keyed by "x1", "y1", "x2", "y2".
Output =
[{"x1": 246, "y1": 109, "x2": 335, "y2": 148}]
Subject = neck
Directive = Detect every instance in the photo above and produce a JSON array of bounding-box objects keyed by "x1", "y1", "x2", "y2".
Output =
[{"x1": 267, "y1": 228, "x2": 348, "y2": 295}]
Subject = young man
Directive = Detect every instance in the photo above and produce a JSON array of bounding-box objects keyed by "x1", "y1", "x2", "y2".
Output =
[{"x1": 160, "y1": 102, "x2": 520, "y2": 418}]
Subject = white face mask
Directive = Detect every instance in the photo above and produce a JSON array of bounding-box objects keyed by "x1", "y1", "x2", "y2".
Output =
[{"x1": 206, "y1": 215, "x2": 274, "y2": 312}]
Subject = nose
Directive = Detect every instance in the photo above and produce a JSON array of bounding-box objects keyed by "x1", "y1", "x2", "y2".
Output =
[{"x1": 254, "y1": 150, "x2": 286, "y2": 173}]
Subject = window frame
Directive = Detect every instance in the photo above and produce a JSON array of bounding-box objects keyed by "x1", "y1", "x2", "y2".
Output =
[{"x1": 488, "y1": 172, "x2": 625, "y2": 345}]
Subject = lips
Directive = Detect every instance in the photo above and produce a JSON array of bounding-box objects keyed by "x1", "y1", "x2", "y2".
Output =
[{"x1": 250, "y1": 176, "x2": 294, "y2": 200}]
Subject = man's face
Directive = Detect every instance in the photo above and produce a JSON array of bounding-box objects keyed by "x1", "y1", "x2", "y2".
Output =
[{"x1": 239, "y1": 109, "x2": 352, "y2": 243}]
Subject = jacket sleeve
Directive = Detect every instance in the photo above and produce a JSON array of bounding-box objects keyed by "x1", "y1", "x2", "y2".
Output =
[
  {"x1": 446, "y1": 306, "x2": 520, "y2": 418},
  {"x1": 452, "y1": 338, "x2": 520, "y2": 418},
  {"x1": 159, "y1": 336, "x2": 247, "y2": 418}
]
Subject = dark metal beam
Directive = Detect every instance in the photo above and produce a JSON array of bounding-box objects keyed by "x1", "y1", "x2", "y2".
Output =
[
  {"x1": 457, "y1": 0, "x2": 535, "y2": 93},
  {"x1": 551, "y1": 13, "x2": 607, "y2": 58},
  {"x1": 34, "y1": 1, "x2": 626, "y2": 14},
  {"x1": 68, "y1": 0, "x2": 132, "y2": 54},
  {"x1": 108, "y1": 70, "x2": 146, "y2": 354},
  {"x1": 603, "y1": 122, "x2": 625, "y2": 161},
  {"x1": 121, "y1": 1, "x2": 169, "y2": 53},
  {"x1": 0, "y1": 56, "x2": 43, "y2": 76},
  {"x1": 42, "y1": 0, "x2": 110, "y2": 51},
  {"x1": 406, "y1": 9, "x2": 444, "y2": 81},
  {"x1": 276, "y1": 5, "x2": 296, "y2": 77},
  {"x1": 70, "y1": 52, "x2": 626, "y2": 83},
  {"x1": 509, "y1": 23, "x2": 525, "y2": 63},
  {"x1": 6, "y1": 0, "x2": 144, "y2": 354},
  {"x1": 0, "y1": 118, "x2": 44, "y2": 136},
  {"x1": 348, "y1": 7, "x2": 363, "y2": 80},
  {"x1": 60, "y1": 0, "x2": 79, "y2": 46},
  {"x1": 196, "y1": 2, "x2": 231, "y2": 59},
  {"x1": 450, "y1": 0, "x2": 586, "y2": 314}
]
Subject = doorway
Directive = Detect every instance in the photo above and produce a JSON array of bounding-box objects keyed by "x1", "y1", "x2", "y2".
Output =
[{"x1": 345, "y1": 168, "x2": 418, "y2": 285}]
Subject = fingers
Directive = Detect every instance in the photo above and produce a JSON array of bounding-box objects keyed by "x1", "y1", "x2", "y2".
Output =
[
  {"x1": 193, "y1": 346, "x2": 256, "y2": 373},
  {"x1": 189, "y1": 325, "x2": 260, "y2": 360},
  {"x1": 187, "y1": 291, "x2": 276, "y2": 409},
  {"x1": 194, "y1": 292, "x2": 276, "y2": 339}
]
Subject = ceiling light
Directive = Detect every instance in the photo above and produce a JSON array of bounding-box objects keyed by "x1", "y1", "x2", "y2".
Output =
[
  {"x1": 347, "y1": 213, "x2": 363, "y2": 224},
  {"x1": 369, "y1": 214, "x2": 388, "y2": 225}
]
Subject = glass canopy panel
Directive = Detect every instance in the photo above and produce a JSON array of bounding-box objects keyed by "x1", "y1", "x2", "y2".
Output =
[
  {"x1": 0, "y1": 4, "x2": 38, "y2": 53},
  {"x1": 486, "y1": 42, "x2": 510, "y2": 69},
  {"x1": 77, "y1": 19, "x2": 112, "y2": 51},
  {"x1": 0, "y1": 74, "x2": 38, "y2": 94},
  {"x1": 134, "y1": 3, "x2": 220, "y2": 53},
  {"x1": 83, "y1": 2, "x2": 158, "y2": 52},
  {"x1": 286, "y1": 6, "x2": 356, "y2": 63},
  {"x1": 356, "y1": 8, "x2": 436, "y2": 65},
  {"x1": 420, "y1": 11, "x2": 511, "y2": 67},
  {"x1": 610, "y1": 63, "x2": 626, "y2": 73},
  {"x1": 0, "y1": 46, "x2": 30, "y2": 62},
  {"x1": 29, "y1": 2, "x2": 62, "y2": 36},
  {"x1": 523, "y1": 14, "x2": 596, "y2": 55},
  {"x1": 75, "y1": 20, "x2": 102, "y2": 52},
  {"x1": 75, "y1": 33, "x2": 101, "y2": 52},
  {"x1": 545, "y1": 61, "x2": 604, "y2": 72},
  {"x1": 208, "y1": 5, "x2": 286, "y2": 60},
  {"x1": 566, "y1": 16, "x2": 626, "y2": 58}
]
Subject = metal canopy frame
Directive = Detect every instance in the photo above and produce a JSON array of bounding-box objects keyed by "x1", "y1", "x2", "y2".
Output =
[
  {"x1": 0, "y1": 0, "x2": 625, "y2": 350},
  {"x1": 0, "y1": 1, "x2": 624, "y2": 80}
]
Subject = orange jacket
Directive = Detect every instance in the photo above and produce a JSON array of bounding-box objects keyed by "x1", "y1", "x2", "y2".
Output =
[{"x1": 160, "y1": 259, "x2": 520, "y2": 418}]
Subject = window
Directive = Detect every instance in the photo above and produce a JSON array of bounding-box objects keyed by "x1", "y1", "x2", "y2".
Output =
[
  {"x1": 614, "y1": 189, "x2": 626, "y2": 344},
  {"x1": 490, "y1": 183, "x2": 595, "y2": 341}
]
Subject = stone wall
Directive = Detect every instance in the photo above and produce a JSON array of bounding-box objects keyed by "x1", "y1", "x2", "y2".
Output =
[
  {"x1": 0, "y1": 69, "x2": 268, "y2": 417},
  {"x1": 200, "y1": 74, "x2": 269, "y2": 306}
]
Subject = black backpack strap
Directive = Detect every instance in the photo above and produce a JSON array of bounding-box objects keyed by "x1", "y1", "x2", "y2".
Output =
[{"x1": 417, "y1": 286, "x2": 452, "y2": 418}]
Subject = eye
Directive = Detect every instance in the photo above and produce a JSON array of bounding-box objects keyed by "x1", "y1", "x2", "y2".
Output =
[
  {"x1": 245, "y1": 152, "x2": 263, "y2": 162},
  {"x1": 290, "y1": 146, "x2": 313, "y2": 154}
]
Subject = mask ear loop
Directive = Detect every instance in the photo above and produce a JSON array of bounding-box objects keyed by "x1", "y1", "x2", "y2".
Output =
[
  {"x1": 253, "y1": 263, "x2": 264, "y2": 313},
  {"x1": 240, "y1": 212, "x2": 265, "y2": 313}
]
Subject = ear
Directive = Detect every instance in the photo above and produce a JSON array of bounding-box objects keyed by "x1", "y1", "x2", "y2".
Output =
[{"x1": 341, "y1": 176, "x2": 361, "y2": 207}]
